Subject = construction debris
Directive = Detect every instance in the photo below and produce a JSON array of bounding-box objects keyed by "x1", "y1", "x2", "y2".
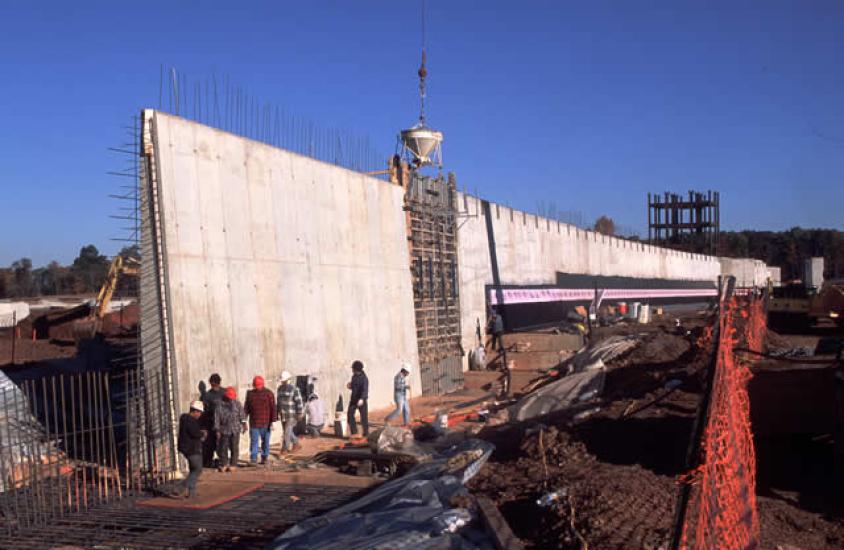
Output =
[
  {"x1": 570, "y1": 335, "x2": 640, "y2": 372},
  {"x1": 269, "y1": 440, "x2": 494, "y2": 549},
  {"x1": 508, "y1": 366, "x2": 605, "y2": 423}
]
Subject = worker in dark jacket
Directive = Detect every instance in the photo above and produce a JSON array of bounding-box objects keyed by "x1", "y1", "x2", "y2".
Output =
[
  {"x1": 177, "y1": 401, "x2": 206, "y2": 499},
  {"x1": 201, "y1": 373, "x2": 225, "y2": 467},
  {"x1": 214, "y1": 386, "x2": 246, "y2": 472},
  {"x1": 346, "y1": 361, "x2": 369, "y2": 437},
  {"x1": 488, "y1": 310, "x2": 504, "y2": 351},
  {"x1": 244, "y1": 376, "x2": 276, "y2": 464}
]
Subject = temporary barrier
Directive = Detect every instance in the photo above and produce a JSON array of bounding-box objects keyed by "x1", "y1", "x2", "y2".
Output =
[{"x1": 680, "y1": 296, "x2": 763, "y2": 549}]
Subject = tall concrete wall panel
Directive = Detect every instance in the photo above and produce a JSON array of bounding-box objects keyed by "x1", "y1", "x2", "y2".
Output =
[
  {"x1": 144, "y1": 111, "x2": 420, "y2": 426},
  {"x1": 456, "y1": 193, "x2": 722, "y2": 357},
  {"x1": 718, "y1": 257, "x2": 769, "y2": 288}
]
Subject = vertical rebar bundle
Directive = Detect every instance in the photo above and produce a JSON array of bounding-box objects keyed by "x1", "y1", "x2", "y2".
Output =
[
  {"x1": 0, "y1": 367, "x2": 176, "y2": 537},
  {"x1": 157, "y1": 67, "x2": 384, "y2": 174}
]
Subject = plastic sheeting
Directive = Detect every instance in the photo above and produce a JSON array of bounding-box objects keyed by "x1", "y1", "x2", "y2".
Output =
[
  {"x1": 570, "y1": 335, "x2": 639, "y2": 372},
  {"x1": 0, "y1": 371, "x2": 51, "y2": 492},
  {"x1": 269, "y1": 440, "x2": 495, "y2": 550},
  {"x1": 508, "y1": 363, "x2": 606, "y2": 422}
]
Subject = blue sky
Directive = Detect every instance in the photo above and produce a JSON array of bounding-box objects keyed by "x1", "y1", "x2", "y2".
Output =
[{"x1": 1, "y1": 1, "x2": 842, "y2": 266}]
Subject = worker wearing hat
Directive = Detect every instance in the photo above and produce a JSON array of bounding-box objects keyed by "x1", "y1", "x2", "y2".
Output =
[
  {"x1": 385, "y1": 362, "x2": 413, "y2": 427},
  {"x1": 201, "y1": 373, "x2": 225, "y2": 468},
  {"x1": 276, "y1": 371, "x2": 304, "y2": 454},
  {"x1": 244, "y1": 376, "x2": 276, "y2": 464},
  {"x1": 214, "y1": 387, "x2": 246, "y2": 472},
  {"x1": 346, "y1": 360, "x2": 369, "y2": 437},
  {"x1": 177, "y1": 401, "x2": 206, "y2": 499}
]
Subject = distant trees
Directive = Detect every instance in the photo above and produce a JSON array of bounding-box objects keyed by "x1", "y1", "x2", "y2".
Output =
[
  {"x1": 719, "y1": 228, "x2": 844, "y2": 281},
  {"x1": 0, "y1": 244, "x2": 116, "y2": 299},
  {"x1": 71, "y1": 245, "x2": 110, "y2": 293},
  {"x1": 11, "y1": 258, "x2": 34, "y2": 297},
  {"x1": 594, "y1": 216, "x2": 616, "y2": 236}
]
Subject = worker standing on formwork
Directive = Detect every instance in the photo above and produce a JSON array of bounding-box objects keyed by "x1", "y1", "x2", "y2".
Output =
[
  {"x1": 277, "y1": 371, "x2": 304, "y2": 454},
  {"x1": 346, "y1": 361, "x2": 369, "y2": 437},
  {"x1": 177, "y1": 401, "x2": 206, "y2": 499},
  {"x1": 244, "y1": 376, "x2": 276, "y2": 465},
  {"x1": 214, "y1": 387, "x2": 246, "y2": 472},
  {"x1": 384, "y1": 363, "x2": 412, "y2": 427},
  {"x1": 201, "y1": 373, "x2": 225, "y2": 467}
]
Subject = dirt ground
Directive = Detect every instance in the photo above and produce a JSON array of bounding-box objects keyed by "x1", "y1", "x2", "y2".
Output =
[
  {"x1": 468, "y1": 315, "x2": 844, "y2": 549},
  {"x1": 0, "y1": 304, "x2": 136, "y2": 367}
]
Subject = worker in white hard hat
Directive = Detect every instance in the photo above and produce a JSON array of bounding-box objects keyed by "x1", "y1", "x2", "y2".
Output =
[
  {"x1": 177, "y1": 401, "x2": 207, "y2": 499},
  {"x1": 276, "y1": 371, "x2": 304, "y2": 454},
  {"x1": 385, "y1": 362, "x2": 412, "y2": 427}
]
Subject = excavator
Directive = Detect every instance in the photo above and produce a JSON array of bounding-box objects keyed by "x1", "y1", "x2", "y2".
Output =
[{"x1": 72, "y1": 255, "x2": 139, "y2": 339}]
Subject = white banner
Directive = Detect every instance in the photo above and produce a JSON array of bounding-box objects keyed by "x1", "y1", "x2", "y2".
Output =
[{"x1": 488, "y1": 287, "x2": 717, "y2": 306}]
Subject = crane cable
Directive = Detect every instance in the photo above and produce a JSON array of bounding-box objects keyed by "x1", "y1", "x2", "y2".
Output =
[{"x1": 418, "y1": 0, "x2": 428, "y2": 125}]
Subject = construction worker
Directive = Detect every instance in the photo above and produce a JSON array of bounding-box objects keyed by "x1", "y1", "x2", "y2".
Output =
[
  {"x1": 346, "y1": 361, "x2": 369, "y2": 437},
  {"x1": 488, "y1": 309, "x2": 504, "y2": 351},
  {"x1": 214, "y1": 386, "x2": 246, "y2": 472},
  {"x1": 385, "y1": 363, "x2": 412, "y2": 427},
  {"x1": 177, "y1": 401, "x2": 206, "y2": 499},
  {"x1": 244, "y1": 376, "x2": 276, "y2": 464},
  {"x1": 304, "y1": 393, "x2": 325, "y2": 437},
  {"x1": 276, "y1": 371, "x2": 304, "y2": 453},
  {"x1": 201, "y1": 373, "x2": 225, "y2": 467}
]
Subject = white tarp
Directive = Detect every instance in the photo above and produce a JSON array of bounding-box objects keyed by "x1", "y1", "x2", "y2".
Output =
[
  {"x1": 0, "y1": 302, "x2": 30, "y2": 328},
  {"x1": 508, "y1": 365, "x2": 606, "y2": 422},
  {"x1": 0, "y1": 370, "x2": 51, "y2": 492}
]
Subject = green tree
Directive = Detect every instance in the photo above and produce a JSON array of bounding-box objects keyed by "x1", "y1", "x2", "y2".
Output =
[
  {"x1": 594, "y1": 215, "x2": 616, "y2": 236},
  {"x1": 71, "y1": 245, "x2": 110, "y2": 293},
  {"x1": 0, "y1": 270, "x2": 8, "y2": 299},
  {"x1": 11, "y1": 258, "x2": 33, "y2": 297}
]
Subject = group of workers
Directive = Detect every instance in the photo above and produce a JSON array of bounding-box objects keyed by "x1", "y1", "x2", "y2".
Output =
[{"x1": 176, "y1": 361, "x2": 412, "y2": 499}]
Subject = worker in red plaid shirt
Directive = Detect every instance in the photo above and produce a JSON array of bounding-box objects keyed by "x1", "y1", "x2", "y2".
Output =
[{"x1": 244, "y1": 376, "x2": 276, "y2": 464}]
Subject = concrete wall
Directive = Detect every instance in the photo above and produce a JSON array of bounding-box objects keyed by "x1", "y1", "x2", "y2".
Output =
[
  {"x1": 767, "y1": 266, "x2": 782, "y2": 287},
  {"x1": 718, "y1": 257, "x2": 769, "y2": 288},
  {"x1": 146, "y1": 111, "x2": 420, "y2": 431},
  {"x1": 456, "y1": 193, "x2": 722, "y2": 359}
]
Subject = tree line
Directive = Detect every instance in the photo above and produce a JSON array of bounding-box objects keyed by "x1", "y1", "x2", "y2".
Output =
[
  {"x1": 719, "y1": 228, "x2": 844, "y2": 282},
  {"x1": 0, "y1": 245, "x2": 139, "y2": 299},
  {"x1": 592, "y1": 215, "x2": 843, "y2": 282}
]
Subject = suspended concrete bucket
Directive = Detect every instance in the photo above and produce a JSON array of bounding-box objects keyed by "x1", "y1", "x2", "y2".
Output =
[{"x1": 400, "y1": 124, "x2": 443, "y2": 167}]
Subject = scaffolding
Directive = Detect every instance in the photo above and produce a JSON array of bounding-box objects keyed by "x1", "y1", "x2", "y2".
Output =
[
  {"x1": 391, "y1": 157, "x2": 463, "y2": 395},
  {"x1": 648, "y1": 190, "x2": 720, "y2": 255}
]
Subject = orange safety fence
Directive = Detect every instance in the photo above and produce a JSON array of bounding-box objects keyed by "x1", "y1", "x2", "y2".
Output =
[{"x1": 682, "y1": 296, "x2": 765, "y2": 549}]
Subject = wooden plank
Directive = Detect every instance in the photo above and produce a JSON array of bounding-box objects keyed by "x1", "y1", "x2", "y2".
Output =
[{"x1": 476, "y1": 496, "x2": 525, "y2": 550}]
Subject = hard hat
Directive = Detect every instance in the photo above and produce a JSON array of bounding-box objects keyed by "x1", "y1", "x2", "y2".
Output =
[
  {"x1": 253, "y1": 376, "x2": 265, "y2": 389},
  {"x1": 190, "y1": 400, "x2": 204, "y2": 413},
  {"x1": 400, "y1": 362, "x2": 411, "y2": 375},
  {"x1": 280, "y1": 371, "x2": 292, "y2": 382},
  {"x1": 224, "y1": 387, "x2": 236, "y2": 400}
]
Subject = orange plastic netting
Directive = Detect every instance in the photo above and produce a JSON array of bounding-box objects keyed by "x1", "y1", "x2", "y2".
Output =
[{"x1": 682, "y1": 297, "x2": 764, "y2": 549}]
